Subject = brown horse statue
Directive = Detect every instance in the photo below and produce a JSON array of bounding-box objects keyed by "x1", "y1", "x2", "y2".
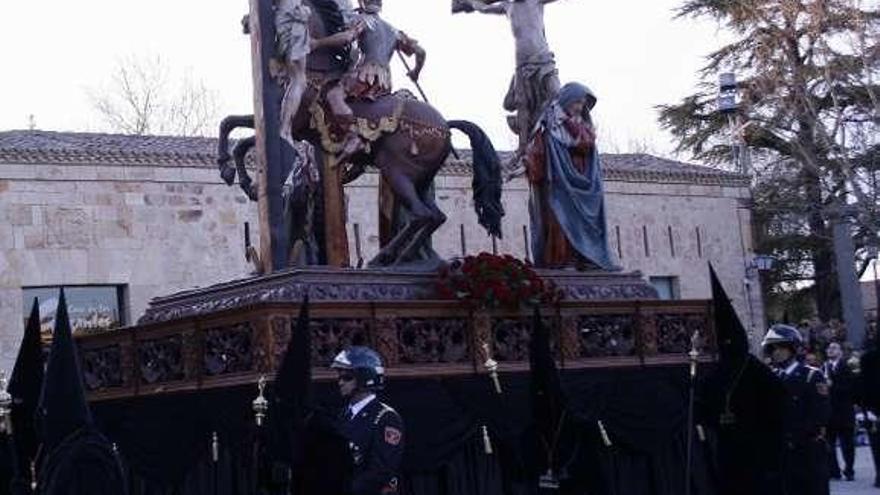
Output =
[{"x1": 217, "y1": 0, "x2": 503, "y2": 268}]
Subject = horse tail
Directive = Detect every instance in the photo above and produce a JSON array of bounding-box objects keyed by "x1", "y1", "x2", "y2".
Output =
[{"x1": 447, "y1": 120, "x2": 505, "y2": 238}]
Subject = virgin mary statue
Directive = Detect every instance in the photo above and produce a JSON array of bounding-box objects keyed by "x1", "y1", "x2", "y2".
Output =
[{"x1": 523, "y1": 82, "x2": 617, "y2": 270}]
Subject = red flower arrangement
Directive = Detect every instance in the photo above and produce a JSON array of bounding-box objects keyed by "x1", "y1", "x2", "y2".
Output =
[{"x1": 435, "y1": 252, "x2": 564, "y2": 309}]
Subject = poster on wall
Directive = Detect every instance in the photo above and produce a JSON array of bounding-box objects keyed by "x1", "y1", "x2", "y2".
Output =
[{"x1": 22, "y1": 286, "x2": 124, "y2": 334}]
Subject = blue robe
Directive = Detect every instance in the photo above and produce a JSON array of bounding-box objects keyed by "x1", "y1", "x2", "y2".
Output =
[{"x1": 529, "y1": 83, "x2": 616, "y2": 270}]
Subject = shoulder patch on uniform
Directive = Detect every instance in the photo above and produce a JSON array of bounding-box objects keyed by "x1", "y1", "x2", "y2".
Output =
[{"x1": 384, "y1": 426, "x2": 402, "y2": 446}]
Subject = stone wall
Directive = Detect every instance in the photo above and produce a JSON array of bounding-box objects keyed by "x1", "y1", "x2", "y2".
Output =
[
  {"x1": 0, "y1": 160, "x2": 762, "y2": 371},
  {"x1": 0, "y1": 162, "x2": 259, "y2": 370}
]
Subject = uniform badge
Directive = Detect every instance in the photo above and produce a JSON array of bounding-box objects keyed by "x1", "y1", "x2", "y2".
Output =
[{"x1": 384, "y1": 426, "x2": 402, "y2": 445}]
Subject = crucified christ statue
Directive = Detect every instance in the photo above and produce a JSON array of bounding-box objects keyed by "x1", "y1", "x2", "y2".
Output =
[{"x1": 455, "y1": 0, "x2": 561, "y2": 154}]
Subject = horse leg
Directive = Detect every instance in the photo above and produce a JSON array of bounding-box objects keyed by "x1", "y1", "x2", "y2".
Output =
[
  {"x1": 394, "y1": 187, "x2": 446, "y2": 264},
  {"x1": 368, "y1": 168, "x2": 433, "y2": 267},
  {"x1": 217, "y1": 115, "x2": 254, "y2": 185},
  {"x1": 233, "y1": 136, "x2": 257, "y2": 201}
]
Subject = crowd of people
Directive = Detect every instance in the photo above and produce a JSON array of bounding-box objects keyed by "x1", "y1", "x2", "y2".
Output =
[{"x1": 768, "y1": 320, "x2": 880, "y2": 491}]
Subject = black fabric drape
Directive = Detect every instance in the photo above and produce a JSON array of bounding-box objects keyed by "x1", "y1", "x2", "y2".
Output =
[{"x1": 90, "y1": 365, "x2": 719, "y2": 495}]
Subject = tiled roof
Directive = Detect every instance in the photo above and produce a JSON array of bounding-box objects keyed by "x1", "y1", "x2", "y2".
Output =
[
  {"x1": 0, "y1": 130, "x2": 217, "y2": 167},
  {"x1": 0, "y1": 130, "x2": 748, "y2": 186}
]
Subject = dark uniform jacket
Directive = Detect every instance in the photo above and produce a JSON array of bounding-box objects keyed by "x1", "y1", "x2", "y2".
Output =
[
  {"x1": 824, "y1": 359, "x2": 856, "y2": 428},
  {"x1": 779, "y1": 363, "x2": 831, "y2": 445},
  {"x1": 340, "y1": 398, "x2": 405, "y2": 495},
  {"x1": 861, "y1": 348, "x2": 880, "y2": 414},
  {"x1": 777, "y1": 362, "x2": 831, "y2": 495}
]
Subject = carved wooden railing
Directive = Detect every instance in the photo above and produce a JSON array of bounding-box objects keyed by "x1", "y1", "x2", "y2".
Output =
[{"x1": 76, "y1": 300, "x2": 715, "y2": 401}]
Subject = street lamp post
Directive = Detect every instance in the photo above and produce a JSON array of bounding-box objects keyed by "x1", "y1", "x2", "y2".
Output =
[
  {"x1": 743, "y1": 254, "x2": 776, "y2": 346},
  {"x1": 718, "y1": 73, "x2": 751, "y2": 176}
]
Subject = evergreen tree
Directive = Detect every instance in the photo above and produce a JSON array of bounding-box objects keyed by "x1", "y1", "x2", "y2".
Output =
[{"x1": 659, "y1": 0, "x2": 880, "y2": 320}]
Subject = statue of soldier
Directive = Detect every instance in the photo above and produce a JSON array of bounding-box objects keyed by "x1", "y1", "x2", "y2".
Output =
[
  {"x1": 456, "y1": 0, "x2": 561, "y2": 156},
  {"x1": 326, "y1": 0, "x2": 427, "y2": 166}
]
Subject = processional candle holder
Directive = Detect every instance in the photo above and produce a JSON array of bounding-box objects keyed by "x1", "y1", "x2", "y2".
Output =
[
  {"x1": 688, "y1": 331, "x2": 701, "y2": 379},
  {"x1": 252, "y1": 375, "x2": 269, "y2": 426},
  {"x1": 480, "y1": 342, "x2": 502, "y2": 394},
  {"x1": 0, "y1": 370, "x2": 12, "y2": 435}
]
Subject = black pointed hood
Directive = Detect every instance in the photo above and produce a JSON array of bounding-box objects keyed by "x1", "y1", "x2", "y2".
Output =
[
  {"x1": 266, "y1": 295, "x2": 311, "y2": 470},
  {"x1": 9, "y1": 298, "x2": 45, "y2": 478},
  {"x1": 528, "y1": 306, "x2": 565, "y2": 446},
  {"x1": 275, "y1": 295, "x2": 311, "y2": 407},
  {"x1": 710, "y1": 264, "x2": 750, "y2": 361},
  {"x1": 37, "y1": 289, "x2": 93, "y2": 450}
]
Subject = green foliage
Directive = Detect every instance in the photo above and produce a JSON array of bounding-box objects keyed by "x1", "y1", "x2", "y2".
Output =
[{"x1": 660, "y1": 0, "x2": 880, "y2": 320}]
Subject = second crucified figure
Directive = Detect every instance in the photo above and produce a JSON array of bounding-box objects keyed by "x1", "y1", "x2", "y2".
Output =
[{"x1": 456, "y1": 0, "x2": 561, "y2": 154}]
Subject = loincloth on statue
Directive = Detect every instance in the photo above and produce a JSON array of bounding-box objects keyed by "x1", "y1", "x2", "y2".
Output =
[
  {"x1": 503, "y1": 52, "x2": 559, "y2": 115},
  {"x1": 275, "y1": 2, "x2": 312, "y2": 63}
]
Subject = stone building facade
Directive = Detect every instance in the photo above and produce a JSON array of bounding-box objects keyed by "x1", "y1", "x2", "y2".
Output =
[{"x1": 0, "y1": 130, "x2": 763, "y2": 371}]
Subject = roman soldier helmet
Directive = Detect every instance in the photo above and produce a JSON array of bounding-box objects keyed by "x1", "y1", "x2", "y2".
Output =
[
  {"x1": 331, "y1": 346, "x2": 385, "y2": 391},
  {"x1": 761, "y1": 324, "x2": 803, "y2": 353}
]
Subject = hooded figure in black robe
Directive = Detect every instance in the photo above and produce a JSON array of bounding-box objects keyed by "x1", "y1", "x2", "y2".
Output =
[
  {"x1": 6, "y1": 299, "x2": 45, "y2": 495},
  {"x1": 698, "y1": 265, "x2": 785, "y2": 495},
  {"x1": 33, "y1": 290, "x2": 126, "y2": 495}
]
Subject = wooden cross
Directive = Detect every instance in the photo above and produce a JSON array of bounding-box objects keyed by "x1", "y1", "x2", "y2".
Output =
[
  {"x1": 246, "y1": 0, "x2": 350, "y2": 270},
  {"x1": 247, "y1": 0, "x2": 295, "y2": 272}
]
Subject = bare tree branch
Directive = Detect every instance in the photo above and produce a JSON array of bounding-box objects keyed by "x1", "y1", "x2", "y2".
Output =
[{"x1": 87, "y1": 54, "x2": 219, "y2": 137}]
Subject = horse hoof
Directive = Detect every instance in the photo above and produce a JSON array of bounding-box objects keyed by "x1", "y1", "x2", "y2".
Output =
[
  {"x1": 220, "y1": 166, "x2": 236, "y2": 186},
  {"x1": 368, "y1": 252, "x2": 394, "y2": 268}
]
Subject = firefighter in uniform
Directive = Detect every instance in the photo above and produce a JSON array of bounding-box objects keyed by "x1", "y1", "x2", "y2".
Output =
[
  {"x1": 331, "y1": 346, "x2": 405, "y2": 495},
  {"x1": 762, "y1": 324, "x2": 831, "y2": 495}
]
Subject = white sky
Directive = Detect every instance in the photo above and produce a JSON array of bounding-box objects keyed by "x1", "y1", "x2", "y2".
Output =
[{"x1": 0, "y1": 0, "x2": 727, "y2": 155}]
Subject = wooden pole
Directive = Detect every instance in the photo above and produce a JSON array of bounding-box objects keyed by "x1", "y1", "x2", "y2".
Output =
[
  {"x1": 460, "y1": 224, "x2": 467, "y2": 257},
  {"x1": 248, "y1": 0, "x2": 294, "y2": 272}
]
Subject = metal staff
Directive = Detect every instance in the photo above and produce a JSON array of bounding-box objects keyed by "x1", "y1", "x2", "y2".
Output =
[
  {"x1": 0, "y1": 371, "x2": 22, "y2": 492},
  {"x1": 480, "y1": 342, "x2": 502, "y2": 394},
  {"x1": 211, "y1": 431, "x2": 220, "y2": 495},
  {"x1": 684, "y1": 331, "x2": 701, "y2": 495},
  {"x1": 395, "y1": 50, "x2": 461, "y2": 161}
]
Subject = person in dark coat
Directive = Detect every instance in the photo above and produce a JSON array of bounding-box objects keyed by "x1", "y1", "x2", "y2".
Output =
[
  {"x1": 763, "y1": 324, "x2": 831, "y2": 495},
  {"x1": 331, "y1": 346, "x2": 404, "y2": 495},
  {"x1": 33, "y1": 290, "x2": 126, "y2": 495},
  {"x1": 860, "y1": 330, "x2": 880, "y2": 488},
  {"x1": 823, "y1": 341, "x2": 857, "y2": 480},
  {"x1": 698, "y1": 266, "x2": 785, "y2": 495}
]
